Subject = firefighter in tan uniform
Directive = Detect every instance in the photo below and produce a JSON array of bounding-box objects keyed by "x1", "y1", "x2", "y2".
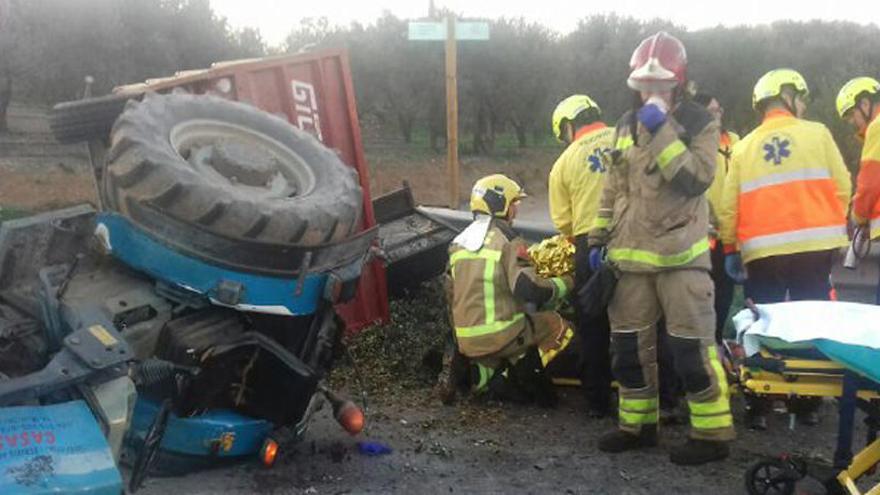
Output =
[
  {"x1": 448, "y1": 174, "x2": 574, "y2": 406},
  {"x1": 589, "y1": 32, "x2": 735, "y2": 465}
]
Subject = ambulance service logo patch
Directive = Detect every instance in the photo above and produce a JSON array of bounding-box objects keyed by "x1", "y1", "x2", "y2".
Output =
[
  {"x1": 587, "y1": 147, "x2": 611, "y2": 173},
  {"x1": 762, "y1": 135, "x2": 792, "y2": 165}
]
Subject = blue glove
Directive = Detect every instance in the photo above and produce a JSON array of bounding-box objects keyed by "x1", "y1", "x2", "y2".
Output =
[
  {"x1": 588, "y1": 246, "x2": 606, "y2": 272},
  {"x1": 724, "y1": 253, "x2": 746, "y2": 283},
  {"x1": 358, "y1": 441, "x2": 392, "y2": 456},
  {"x1": 637, "y1": 103, "x2": 667, "y2": 133}
]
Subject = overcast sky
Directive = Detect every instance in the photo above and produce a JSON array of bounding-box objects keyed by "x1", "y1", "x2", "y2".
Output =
[{"x1": 210, "y1": 0, "x2": 879, "y2": 46}]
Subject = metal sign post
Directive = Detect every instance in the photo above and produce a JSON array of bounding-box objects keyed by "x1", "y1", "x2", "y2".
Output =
[{"x1": 409, "y1": 18, "x2": 489, "y2": 209}]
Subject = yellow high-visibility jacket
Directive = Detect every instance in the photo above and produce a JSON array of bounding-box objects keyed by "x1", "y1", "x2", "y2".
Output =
[
  {"x1": 719, "y1": 109, "x2": 851, "y2": 263},
  {"x1": 706, "y1": 130, "x2": 740, "y2": 229},
  {"x1": 851, "y1": 116, "x2": 880, "y2": 238},
  {"x1": 548, "y1": 123, "x2": 615, "y2": 237}
]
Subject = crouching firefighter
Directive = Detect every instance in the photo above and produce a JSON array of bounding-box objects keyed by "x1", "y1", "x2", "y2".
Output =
[
  {"x1": 591, "y1": 32, "x2": 735, "y2": 465},
  {"x1": 447, "y1": 174, "x2": 574, "y2": 406}
]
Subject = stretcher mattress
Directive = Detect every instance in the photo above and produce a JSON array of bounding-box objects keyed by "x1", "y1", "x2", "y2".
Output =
[{"x1": 733, "y1": 301, "x2": 880, "y2": 383}]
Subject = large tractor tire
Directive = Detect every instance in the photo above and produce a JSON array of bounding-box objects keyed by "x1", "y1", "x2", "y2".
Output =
[
  {"x1": 50, "y1": 92, "x2": 141, "y2": 144},
  {"x1": 104, "y1": 93, "x2": 363, "y2": 272}
]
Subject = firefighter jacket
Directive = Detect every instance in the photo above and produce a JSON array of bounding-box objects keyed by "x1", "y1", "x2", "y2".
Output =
[
  {"x1": 589, "y1": 101, "x2": 719, "y2": 273},
  {"x1": 706, "y1": 130, "x2": 740, "y2": 231},
  {"x1": 548, "y1": 123, "x2": 616, "y2": 237},
  {"x1": 448, "y1": 219, "x2": 572, "y2": 358},
  {"x1": 851, "y1": 115, "x2": 880, "y2": 238},
  {"x1": 720, "y1": 109, "x2": 851, "y2": 263}
]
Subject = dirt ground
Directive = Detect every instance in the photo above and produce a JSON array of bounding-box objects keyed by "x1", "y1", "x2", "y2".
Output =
[
  {"x1": 0, "y1": 103, "x2": 97, "y2": 213},
  {"x1": 135, "y1": 389, "x2": 860, "y2": 495},
  {"x1": 134, "y1": 281, "x2": 870, "y2": 495}
]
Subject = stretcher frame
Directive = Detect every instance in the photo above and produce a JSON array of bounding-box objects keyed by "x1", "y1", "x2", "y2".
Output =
[{"x1": 738, "y1": 344, "x2": 880, "y2": 494}]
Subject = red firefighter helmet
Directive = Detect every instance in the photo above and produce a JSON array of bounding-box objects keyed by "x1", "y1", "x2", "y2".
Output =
[{"x1": 627, "y1": 31, "x2": 687, "y2": 92}]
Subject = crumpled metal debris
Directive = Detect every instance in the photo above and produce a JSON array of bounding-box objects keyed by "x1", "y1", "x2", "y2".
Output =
[{"x1": 528, "y1": 235, "x2": 575, "y2": 278}]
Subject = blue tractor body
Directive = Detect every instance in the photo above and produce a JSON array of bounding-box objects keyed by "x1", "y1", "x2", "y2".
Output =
[{"x1": 0, "y1": 401, "x2": 122, "y2": 495}]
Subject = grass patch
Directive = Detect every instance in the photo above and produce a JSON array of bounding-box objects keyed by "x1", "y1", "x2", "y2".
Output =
[{"x1": 0, "y1": 206, "x2": 31, "y2": 222}]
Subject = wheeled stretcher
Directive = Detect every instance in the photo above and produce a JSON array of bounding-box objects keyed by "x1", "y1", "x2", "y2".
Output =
[{"x1": 733, "y1": 302, "x2": 880, "y2": 495}]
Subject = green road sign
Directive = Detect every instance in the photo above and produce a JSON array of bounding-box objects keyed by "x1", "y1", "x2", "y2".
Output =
[
  {"x1": 455, "y1": 21, "x2": 490, "y2": 40},
  {"x1": 407, "y1": 21, "x2": 490, "y2": 41}
]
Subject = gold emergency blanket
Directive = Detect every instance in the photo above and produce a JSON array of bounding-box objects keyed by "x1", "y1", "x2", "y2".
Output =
[{"x1": 528, "y1": 235, "x2": 575, "y2": 278}]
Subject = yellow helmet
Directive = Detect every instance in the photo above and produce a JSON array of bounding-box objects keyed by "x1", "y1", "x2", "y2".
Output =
[
  {"x1": 836, "y1": 77, "x2": 880, "y2": 118},
  {"x1": 469, "y1": 174, "x2": 526, "y2": 218},
  {"x1": 752, "y1": 69, "x2": 809, "y2": 110},
  {"x1": 551, "y1": 94, "x2": 601, "y2": 142}
]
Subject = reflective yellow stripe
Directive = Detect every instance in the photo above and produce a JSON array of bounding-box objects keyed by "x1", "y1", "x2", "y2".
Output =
[
  {"x1": 690, "y1": 346, "x2": 733, "y2": 430},
  {"x1": 449, "y1": 248, "x2": 502, "y2": 265},
  {"x1": 593, "y1": 217, "x2": 610, "y2": 229},
  {"x1": 456, "y1": 313, "x2": 525, "y2": 338},
  {"x1": 657, "y1": 140, "x2": 687, "y2": 170},
  {"x1": 609, "y1": 237, "x2": 709, "y2": 267},
  {"x1": 450, "y1": 247, "x2": 504, "y2": 335},
  {"x1": 473, "y1": 364, "x2": 494, "y2": 393},
  {"x1": 688, "y1": 345, "x2": 730, "y2": 416},
  {"x1": 539, "y1": 327, "x2": 574, "y2": 367},
  {"x1": 870, "y1": 218, "x2": 880, "y2": 240},
  {"x1": 690, "y1": 400, "x2": 731, "y2": 416},
  {"x1": 551, "y1": 277, "x2": 568, "y2": 300},
  {"x1": 619, "y1": 396, "x2": 659, "y2": 424},
  {"x1": 620, "y1": 397, "x2": 658, "y2": 411},
  {"x1": 616, "y1": 135, "x2": 634, "y2": 151},
  {"x1": 484, "y1": 255, "x2": 496, "y2": 323},
  {"x1": 619, "y1": 410, "x2": 659, "y2": 425},
  {"x1": 691, "y1": 413, "x2": 734, "y2": 429}
]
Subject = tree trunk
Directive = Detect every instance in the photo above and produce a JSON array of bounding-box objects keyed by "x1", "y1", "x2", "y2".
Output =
[
  {"x1": 487, "y1": 111, "x2": 498, "y2": 152},
  {"x1": 428, "y1": 98, "x2": 445, "y2": 152},
  {"x1": 397, "y1": 113, "x2": 413, "y2": 143},
  {"x1": 0, "y1": 75, "x2": 11, "y2": 134},
  {"x1": 472, "y1": 105, "x2": 487, "y2": 154},
  {"x1": 512, "y1": 120, "x2": 528, "y2": 148},
  {"x1": 429, "y1": 128, "x2": 440, "y2": 152}
]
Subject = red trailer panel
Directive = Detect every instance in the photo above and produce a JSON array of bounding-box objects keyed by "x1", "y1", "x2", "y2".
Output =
[{"x1": 116, "y1": 49, "x2": 389, "y2": 331}]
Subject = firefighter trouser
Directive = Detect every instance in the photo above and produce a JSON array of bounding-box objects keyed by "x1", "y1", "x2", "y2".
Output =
[
  {"x1": 607, "y1": 269, "x2": 735, "y2": 441},
  {"x1": 574, "y1": 234, "x2": 612, "y2": 411},
  {"x1": 470, "y1": 311, "x2": 573, "y2": 390}
]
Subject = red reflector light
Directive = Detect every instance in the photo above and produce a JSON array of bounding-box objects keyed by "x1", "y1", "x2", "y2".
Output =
[
  {"x1": 335, "y1": 401, "x2": 365, "y2": 435},
  {"x1": 260, "y1": 438, "x2": 279, "y2": 467}
]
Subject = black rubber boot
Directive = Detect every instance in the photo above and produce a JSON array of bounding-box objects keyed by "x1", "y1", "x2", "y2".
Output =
[
  {"x1": 435, "y1": 340, "x2": 469, "y2": 405},
  {"x1": 487, "y1": 368, "x2": 530, "y2": 403},
  {"x1": 669, "y1": 438, "x2": 730, "y2": 465},
  {"x1": 598, "y1": 425, "x2": 658, "y2": 453},
  {"x1": 510, "y1": 348, "x2": 558, "y2": 408}
]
